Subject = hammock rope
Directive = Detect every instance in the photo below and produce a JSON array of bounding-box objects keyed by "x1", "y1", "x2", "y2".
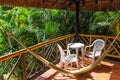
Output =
[{"x1": 0, "y1": 24, "x2": 119, "y2": 74}]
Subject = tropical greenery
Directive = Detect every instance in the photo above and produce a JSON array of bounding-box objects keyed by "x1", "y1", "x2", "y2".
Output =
[
  {"x1": 0, "y1": 6, "x2": 119, "y2": 56},
  {"x1": 0, "y1": 6, "x2": 119, "y2": 80}
]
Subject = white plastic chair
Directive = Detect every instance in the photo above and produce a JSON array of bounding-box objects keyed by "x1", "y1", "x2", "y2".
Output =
[
  {"x1": 57, "y1": 44, "x2": 79, "y2": 70},
  {"x1": 85, "y1": 39, "x2": 105, "y2": 63}
]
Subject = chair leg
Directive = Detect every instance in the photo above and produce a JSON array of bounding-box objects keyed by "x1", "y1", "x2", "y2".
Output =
[
  {"x1": 59, "y1": 61, "x2": 64, "y2": 68},
  {"x1": 76, "y1": 60, "x2": 79, "y2": 69},
  {"x1": 92, "y1": 57, "x2": 95, "y2": 63},
  {"x1": 63, "y1": 62, "x2": 69, "y2": 76},
  {"x1": 64, "y1": 62, "x2": 68, "y2": 70}
]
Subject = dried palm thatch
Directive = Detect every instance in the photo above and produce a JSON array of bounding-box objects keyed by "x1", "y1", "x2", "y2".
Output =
[{"x1": 0, "y1": 0, "x2": 120, "y2": 12}]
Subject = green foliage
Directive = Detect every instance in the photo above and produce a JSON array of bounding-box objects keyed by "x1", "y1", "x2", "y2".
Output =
[
  {"x1": 0, "y1": 6, "x2": 13, "y2": 11},
  {"x1": 0, "y1": 5, "x2": 120, "y2": 80},
  {"x1": 111, "y1": 16, "x2": 120, "y2": 35},
  {"x1": 44, "y1": 21, "x2": 57, "y2": 39},
  {"x1": 10, "y1": 7, "x2": 29, "y2": 28},
  {"x1": 0, "y1": 6, "x2": 120, "y2": 55},
  {"x1": 0, "y1": 28, "x2": 10, "y2": 55},
  {"x1": 79, "y1": 12, "x2": 93, "y2": 33},
  {"x1": 89, "y1": 11, "x2": 120, "y2": 35},
  {"x1": 12, "y1": 27, "x2": 38, "y2": 50}
]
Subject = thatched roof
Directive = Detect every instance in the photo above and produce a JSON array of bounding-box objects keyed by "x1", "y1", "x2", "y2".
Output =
[{"x1": 0, "y1": 0, "x2": 120, "y2": 12}]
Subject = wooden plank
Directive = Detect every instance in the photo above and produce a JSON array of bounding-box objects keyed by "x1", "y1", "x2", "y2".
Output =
[
  {"x1": 35, "y1": 59, "x2": 116, "y2": 80},
  {"x1": 110, "y1": 61, "x2": 120, "y2": 80}
]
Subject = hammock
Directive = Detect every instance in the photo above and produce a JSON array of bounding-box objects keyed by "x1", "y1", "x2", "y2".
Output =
[{"x1": 0, "y1": 24, "x2": 119, "y2": 74}]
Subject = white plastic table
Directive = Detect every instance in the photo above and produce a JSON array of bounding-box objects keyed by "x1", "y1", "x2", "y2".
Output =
[{"x1": 67, "y1": 43, "x2": 85, "y2": 67}]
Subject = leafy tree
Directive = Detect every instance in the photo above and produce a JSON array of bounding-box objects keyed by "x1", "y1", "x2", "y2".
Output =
[
  {"x1": 111, "y1": 16, "x2": 120, "y2": 35},
  {"x1": 0, "y1": 6, "x2": 119, "y2": 55},
  {"x1": 89, "y1": 11, "x2": 120, "y2": 35}
]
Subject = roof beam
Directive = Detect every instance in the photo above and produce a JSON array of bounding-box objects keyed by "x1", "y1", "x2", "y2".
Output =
[
  {"x1": 82, "y1": 0, "x2": 85, "y2": 6},
  {"x1": 95, "y1": 0, "x2": 98, "y2": 4},
  {"x1": 110, "y1": 0, "x2": 113, "y2": 3}
]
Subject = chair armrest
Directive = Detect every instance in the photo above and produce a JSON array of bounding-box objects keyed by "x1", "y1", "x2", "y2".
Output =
[
  {"x1": 64, "y1": 49, "x2": 72, "y2": 51},
  {"x1": 64, "y1": 49, "x2": 71, "y2": 55},
  {"x1": 85, "y1": 45, "x2": 92, "y2": 50},
  {"x1": 84, "y1": 45, "x2": 93, "y2": 54},
  {"x1": 63, "y1": 49, "x2": 68, "y2": 52}
]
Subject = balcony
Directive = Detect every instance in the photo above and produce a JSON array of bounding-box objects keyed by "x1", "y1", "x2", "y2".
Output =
[
  {"x1": 35, "y1": 60, "x2": 120, "y2": 80},
  {"x1": 0, "y1": 34, "x2": 120, "y2": 80}
]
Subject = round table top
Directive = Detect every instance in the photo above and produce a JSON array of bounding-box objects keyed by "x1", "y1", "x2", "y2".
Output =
[{"x1": 68, "y1": 43, "x2": 84, "y2": 48}]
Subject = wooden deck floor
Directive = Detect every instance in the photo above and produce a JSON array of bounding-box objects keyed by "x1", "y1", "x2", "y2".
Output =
[{"x1": 35, "y1": 59, "x2": 120, "y2": 80}]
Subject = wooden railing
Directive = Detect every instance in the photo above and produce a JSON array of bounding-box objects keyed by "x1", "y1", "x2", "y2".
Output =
[
  {"x1": 78, "y1": 34, "x2": 120, "y2": 58},
  {"x1": 0, "y1": 34, "x2": 119, "y2": 80}
]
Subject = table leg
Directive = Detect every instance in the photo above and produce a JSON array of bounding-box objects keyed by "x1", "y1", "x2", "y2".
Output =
[
  {"x1": 76, "y1": 48, "x2": 79, "y2": 68},
  {"x1": 81, "y1": 47, "x2": 85, "y2": 67}
]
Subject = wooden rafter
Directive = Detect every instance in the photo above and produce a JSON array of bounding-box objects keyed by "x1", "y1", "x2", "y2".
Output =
[{"x1": 0, "y1": 0, "x2": 120, "y2": 12}]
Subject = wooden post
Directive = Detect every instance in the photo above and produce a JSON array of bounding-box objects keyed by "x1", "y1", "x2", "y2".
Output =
[
  {"x1": 22, "y1": 54, "x2": 27, "y2": 80},
  {"x1": 74, "y1": 0, "x2": 80, "y2": 42}
]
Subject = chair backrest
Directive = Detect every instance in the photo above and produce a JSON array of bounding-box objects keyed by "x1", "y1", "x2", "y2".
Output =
[
  {"x1": 92, "y1": 39, "x2": 105, "y2": 51},
  {"x1": 57, "y1": 44, "x2": 66, "y2": 60}
]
